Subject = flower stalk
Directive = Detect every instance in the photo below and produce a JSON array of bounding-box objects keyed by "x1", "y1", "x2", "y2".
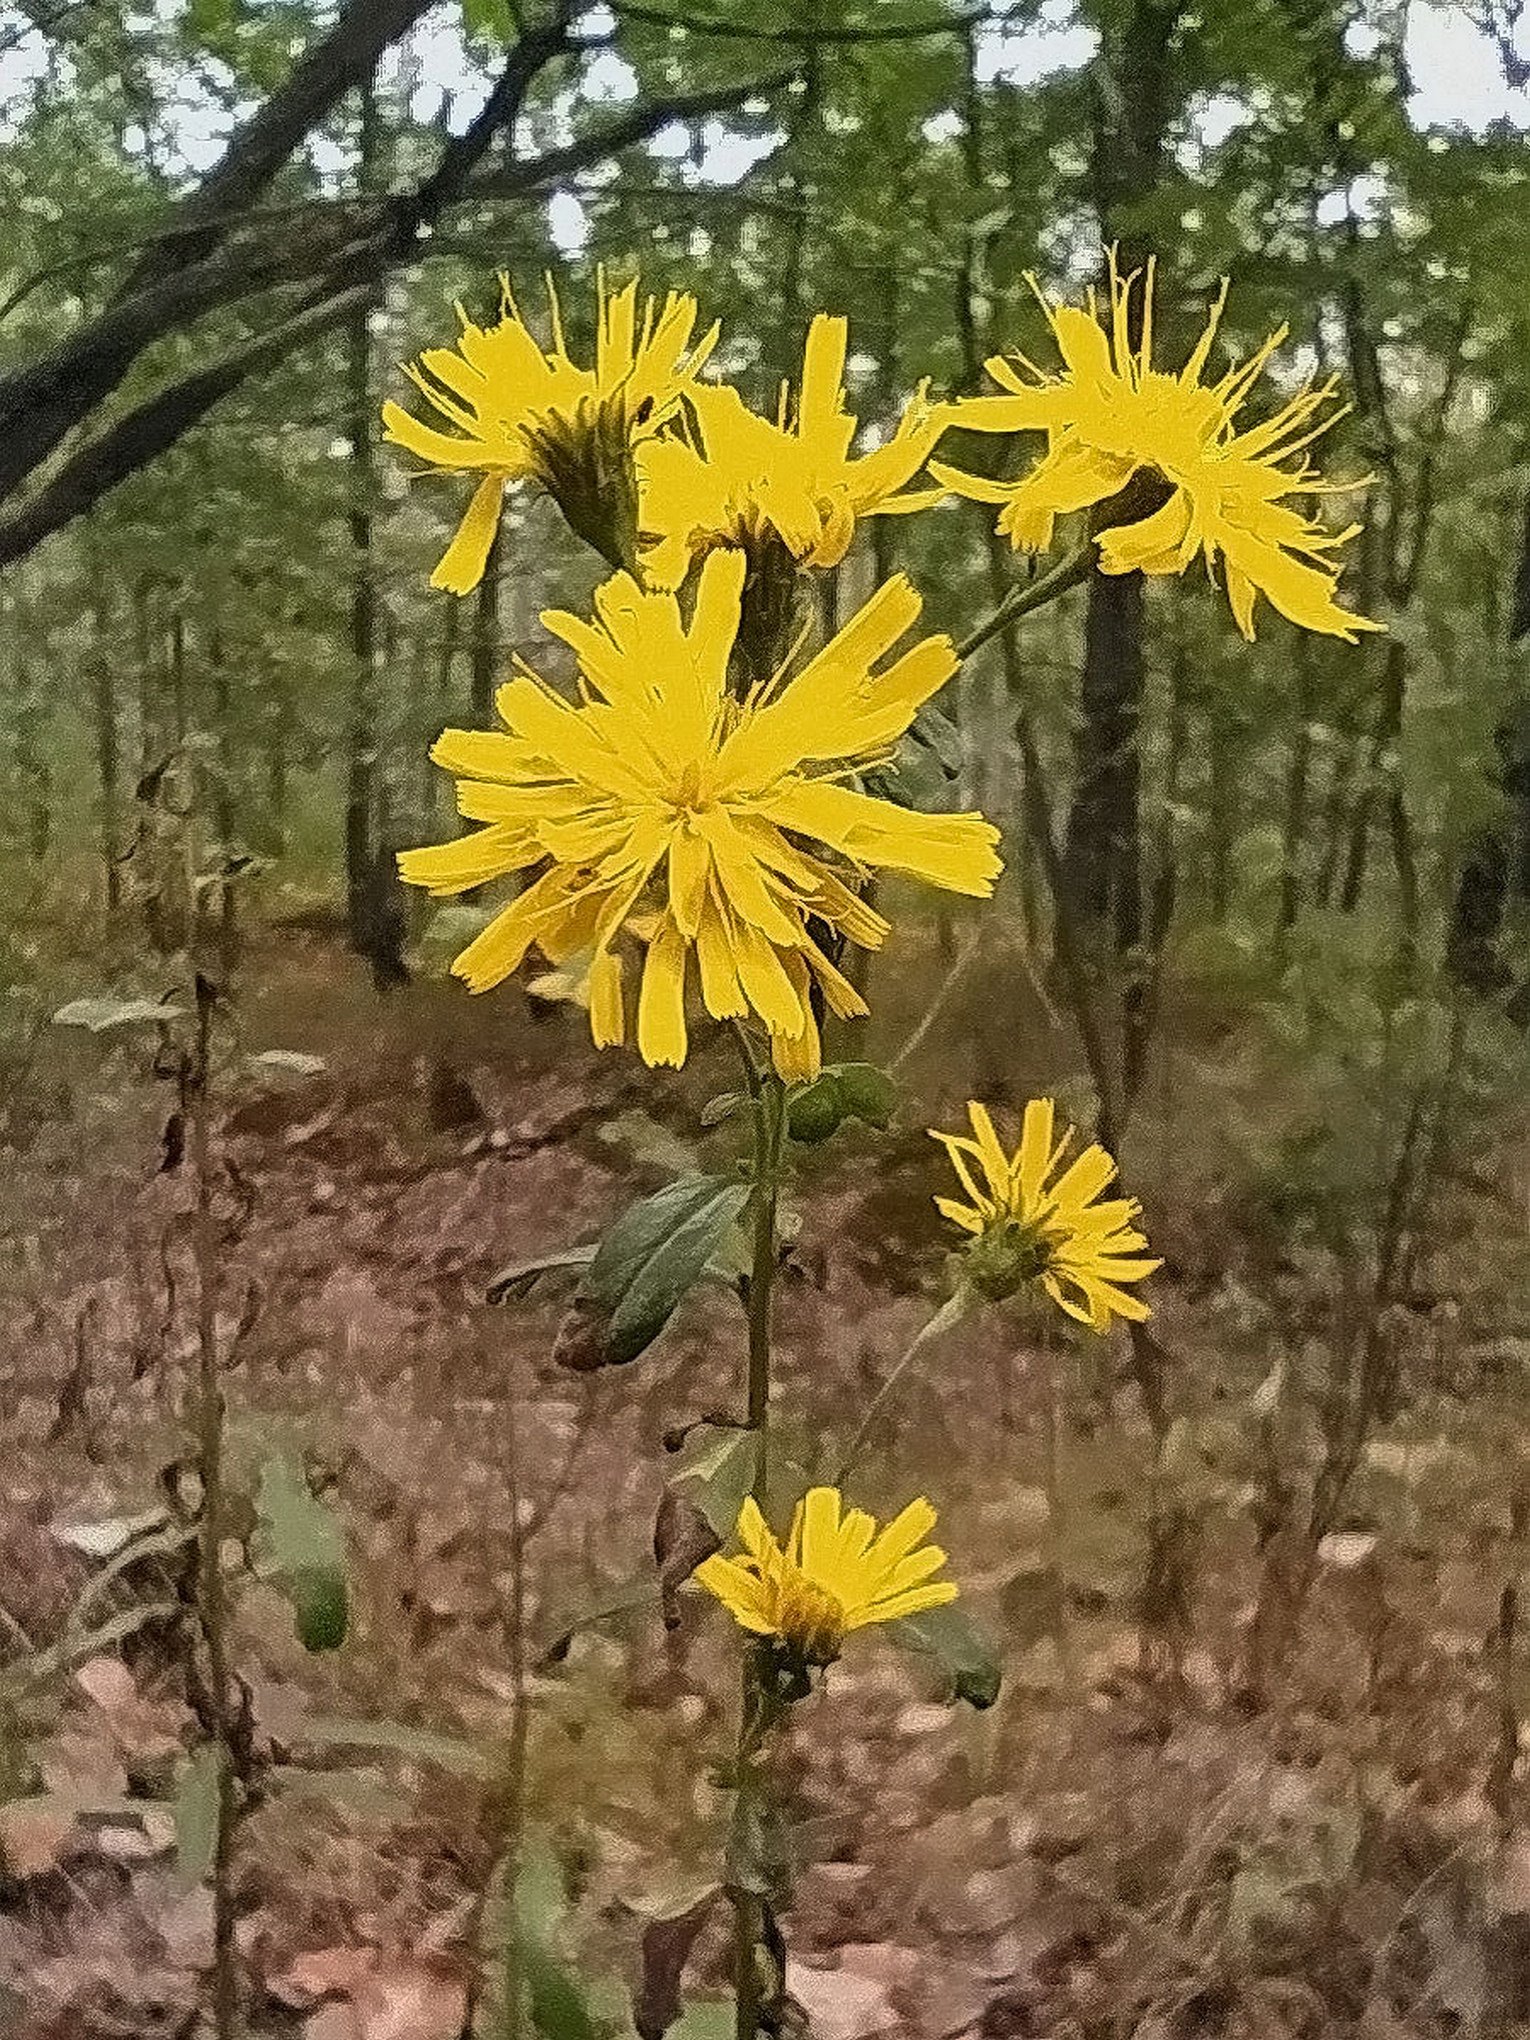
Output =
[{"x1": 733, "y1": 1036, "x2": 788, "y2": 2040}]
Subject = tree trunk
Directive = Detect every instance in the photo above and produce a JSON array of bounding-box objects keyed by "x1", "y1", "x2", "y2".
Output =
[
  {"x1": 208, "y1": 625, "x2": 240, "y2": 976},
  {"x1": 1064, "y1": 0, "x2": 1182, "y2": 956},
  {"x1": 87, "y1": 554, "x2": 122, "y2": 915},
  {"x1": 13, "y1": 648, "x2": 50, "y2": 864},
  {"x1": 1276, "y1": 637, "x2": 1316, "y2": 953},
  {"x1": 344, "y1": 73, "x2": 381, "y2": 953}
]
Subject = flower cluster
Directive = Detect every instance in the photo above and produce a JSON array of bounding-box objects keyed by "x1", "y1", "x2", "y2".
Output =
[{"x1": 384, "y1": 254, "x2": 1380, "y2": 1677}]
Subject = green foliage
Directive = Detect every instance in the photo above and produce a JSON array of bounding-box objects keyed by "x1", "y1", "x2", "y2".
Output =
[
  {"x1": 254, "y1": 1450, "x2": 349, "y2": 1654},
  {"x1": 557, "y1": 1175, "x2": 751, "y2": 1370},
  {"x1": 786, "y1": 1063, "x2": 898, "y2": 1144},
  {"x1": 509, "y1": 1837, "x2": 604, "y2": 2040},
  {"x1": 893, "y1": 1602, "x2": 1002, "y2": 1709},
  {"x1": 462, "y1": 0, "x2": 516, "y2": 44}
]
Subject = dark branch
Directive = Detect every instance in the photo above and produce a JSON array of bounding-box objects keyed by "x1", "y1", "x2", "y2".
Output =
[
  {"x1": 0, "y1": 49, "x2": 795, "y2": 562},
  {"x1": 466, "y1": 67, "x2": 798, "y2": 197},
  {"x1": 0, "y1": 286, "x2": 374, "y2": 570},
  {"x1": 608, "y1": 0, "x2": 1001, "y2": 41},
  {"x1": 0, "y1": 0, "x2": 434, "y2": 498}
]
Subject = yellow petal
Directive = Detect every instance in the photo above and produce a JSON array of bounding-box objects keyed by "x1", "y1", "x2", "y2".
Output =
[
  {"x1": 431, "y1": 472, "x2": 507, "y2": 595},
  {"x1": 636, "y1": 920, "x2": 689, "y2": 1067},
  {"x1": 589, "y1": 948, "x2": 625, "y2": 1048}
]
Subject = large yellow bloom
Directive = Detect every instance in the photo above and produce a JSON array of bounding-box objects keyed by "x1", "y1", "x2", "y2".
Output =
[
  {"x1": 399, "y1": 549, "x2": 1000, "y2": 1077},
  {"x1": 696, "y1": 1488, "x2": 956, "y2": 1666},
  {"x1": 931, "y1": 1098, "x2": 1160, "y2": 1330},
  {"x1": 638, "y1": 313, "x2": 944, "y2": 590},
  {"x1": 383, "y1": 270, "x2": 718, "y2": 594},
  {"x1": 932, "y1": 258, "x2": 1381, "y2": 642}
]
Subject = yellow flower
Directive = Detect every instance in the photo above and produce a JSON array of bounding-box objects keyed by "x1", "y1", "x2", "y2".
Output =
[
  {"x1": 695, "y1": 1488, "x2": 957, "y2": 1666},
  {"x1": 383, "y1": 269, "x2": 718, "y2": 593},
  {"x1": 931, "y1": 1098, "x2": 1160, "y2": 1330},
  {"x1": 638, "y1": 313, "x2": 944, "y2": 591},
  {"x1": 932, "y1": 257, "x2": 1382, "y2": 642},
  {"x1": 398, "y1": 548, "x2": 1001, "y2": 1077}
]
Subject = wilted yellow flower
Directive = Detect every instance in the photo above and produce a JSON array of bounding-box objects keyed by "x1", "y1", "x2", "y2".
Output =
[
  {"x1": 931, "y1": 1098, "x2": 1160, "y2": 1329},
  {"x1": 399, "y1": 548, "x2": 1000, "y2": 1077},
  {"x1": 696, "y1": 1488, "x2": 956, "y2": 1666},
  {"x1": 639, "y1": 313, "x2": 944, "y2": 591},
  {"x1": 383, "y1": 269, "x2": 717, "y2": 593},
  {"x1": 932, "y1": 257, "x2": 1381, "y2": 642}
]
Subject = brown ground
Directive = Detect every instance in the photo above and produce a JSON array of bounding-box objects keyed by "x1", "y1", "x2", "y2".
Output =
[{"x1": 2, "y1": 919, "x2": 1529, "y2": 2039}]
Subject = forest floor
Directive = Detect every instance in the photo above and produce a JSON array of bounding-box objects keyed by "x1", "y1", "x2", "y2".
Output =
[{"x1": 3, "y1": 911, "x2": 1530, "y2": 2040}]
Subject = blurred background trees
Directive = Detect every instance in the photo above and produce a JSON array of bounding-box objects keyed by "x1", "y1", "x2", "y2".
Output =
[{"x1": 2, "y1": 0, "x2": 1527, "y2": 1075}]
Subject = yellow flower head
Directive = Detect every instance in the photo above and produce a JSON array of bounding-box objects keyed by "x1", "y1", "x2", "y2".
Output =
[
  {"x1": 695, "y1": 1487, "x2": 957, "y2": 1667},
  {"x1": 383, "y1": 269, "x2": 718, "y2": 593},
  {"x1": 399, "y1": 548, "x2": 1001, "y2": 1078},
  {"x1": 931, "y1": 1098, "x2": 1160, "y2": 1330},
  {"x1": 932, "y1": 256, "x2": 1383, "y2": 643},
  {"x1": 638, "y1": 313, "x2": 945, "y2": 592}
]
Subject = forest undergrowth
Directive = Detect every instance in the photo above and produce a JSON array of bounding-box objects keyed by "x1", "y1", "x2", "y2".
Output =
[{"x1": 2, "y1": 908, "x2": 1530, "y2": 2040}]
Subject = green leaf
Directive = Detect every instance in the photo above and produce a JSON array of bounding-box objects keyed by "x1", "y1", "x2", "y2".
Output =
[
  {"x1": 511, "y1": 1838, "x2": 602, "y2": 2040},
  {"x1": 666, "y1": 2004, "x2": 734, "y2": 2040},
  {"x1": 833, "y1": 1062, "x2": 898, "y2": 1130},
  {"x1": 295, "y1": 1714, "x2": 490, "y2": 1776},
  {"x1": 670, "y1": 1424, "x2": 759, "y2": 1540},
  {"x1": 53, "y1": 997, "x2": 183, "y2": 1032},
  {"x1": 462, "y1": 0, "x2": 515, "y2": 40},
  {"x1": 521, "y1": 1945, "x2": 601, "y2": 2040},
  {"x1": 255, "y1": 1451, "x2": 348, "y2": 1653},
  {"x1": 786, "y1": 1064, "x2": 897, "y2": 1145},
  {"x1": 487, "y1": 1245, "x2": 597, "y2": 1305},
  {"x1": 786, "y1": 1073, "x2": 843, "y2": 1144},
  {"x1": 560, "y1": 1175, "x2": 749, "y2": 1369},
  {"x1": 187, "y1": 0, "x2": 236, "y2": 35},
  {"x1": 894, "y1": 1602, "x2": 1002, "y2": 1709},
  {"x1": 174, "y1": 1743, "x2": 223, "y2": 1890},
  {"x1": 699, "y1": 1091, "x2": 744, "y2": 1127}
]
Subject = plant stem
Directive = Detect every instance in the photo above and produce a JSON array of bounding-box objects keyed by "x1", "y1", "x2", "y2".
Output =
[
  {"x1": 836, "y1": 1289, "x2": 970, "y2": 1482},
  {"x1": 732, "y1": 1036, "x2": 787, "y2": 2040},
  {"x1": 954, "y1": 543, "x2": 1094, "y2": 663},
  {"x1": 188, "y1": 974, "x2": 238, "y2": 2040}
]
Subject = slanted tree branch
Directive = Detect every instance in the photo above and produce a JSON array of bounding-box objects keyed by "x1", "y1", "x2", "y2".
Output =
[
  {"x1": 0, "y1": 56, "x2": 798, "y2": 566},
  {"x1": 0, "y1": 0, "x2": 437, "y2": 499},
  {"x1": 609, "y1": 0, "x2": 1002, "y2": 41}
]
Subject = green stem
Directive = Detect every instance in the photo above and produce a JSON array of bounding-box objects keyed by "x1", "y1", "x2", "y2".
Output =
[
  {"x1": 836, "y1": 1288, "x2": 970, "y2": 1482},
  {"x1": 732, "y1": 1037, "x2": 787, "y2": 2040},
  {"x1": 954, "y1": 542, "x2": 1094, "y2": 663}
]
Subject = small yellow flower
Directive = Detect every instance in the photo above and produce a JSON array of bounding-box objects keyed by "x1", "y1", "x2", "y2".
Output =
[
  {"x1": 383, "y1": 268, "x2": 718, "y2": 593},
  {"x1": 638, "y1": 312, "x2": 944, "y2": 591},
  {"x1": 399, "y1": 548, "x2": 1000, "y2": 1077},
  {"x1": 931, "y1": 1098, "x2": 1160, "y2": 1330},
  {"x1": 696, "y1": 1488, "x2": 957, "y2": 1666},
  {"x1": 932, "y1": 256, "x2": 1382, "y2": 643}
]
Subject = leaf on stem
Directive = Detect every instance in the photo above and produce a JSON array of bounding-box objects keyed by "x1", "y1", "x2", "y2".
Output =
[
  {"x1": 634, "y1": 1887, "x2": 722, "y2": 2040},
  {"x1": 893, "y1": 1602, "x2": 1002, "y2": 1709},
  {"x1": 555, "y1": 1174, "x2": 749, "y2": 1370}
]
